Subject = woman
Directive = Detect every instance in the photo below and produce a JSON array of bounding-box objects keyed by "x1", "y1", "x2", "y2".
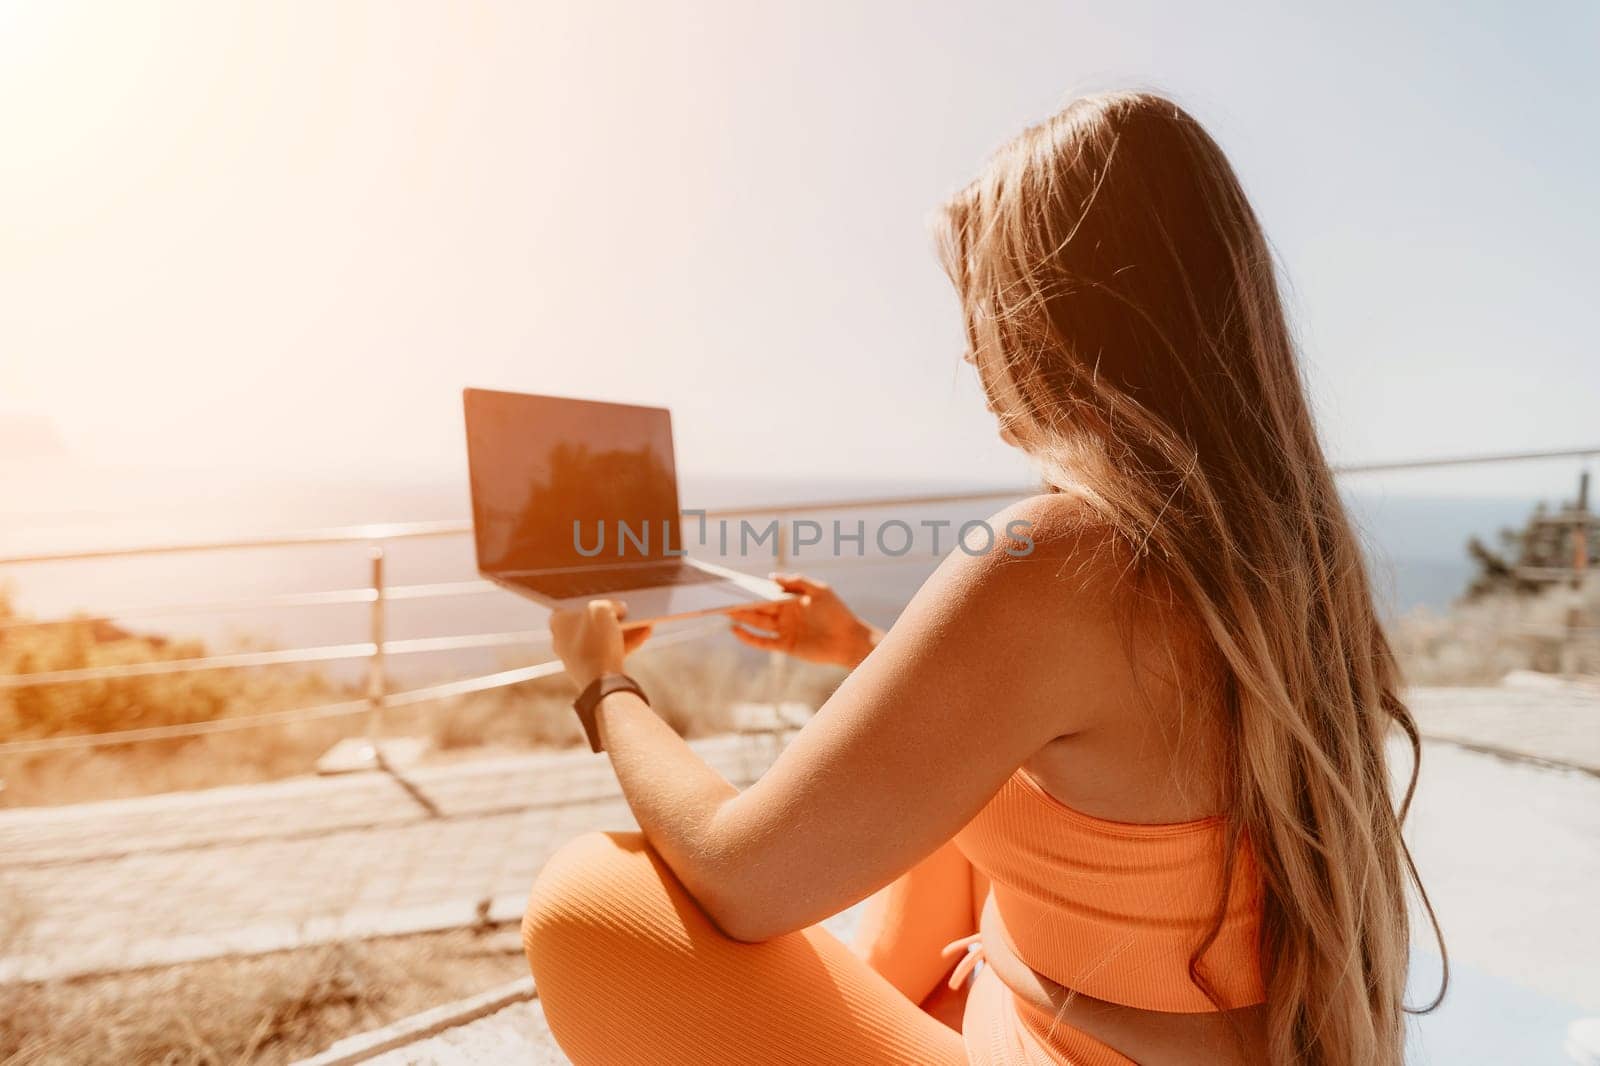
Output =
[{"x1": 522, "y1": 91, "x2": 1444, "y2": 1065}]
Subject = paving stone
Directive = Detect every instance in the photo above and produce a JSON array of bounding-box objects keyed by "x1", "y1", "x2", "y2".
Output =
[{"x1": 0, "y1": 734, "x2": 778, "y2": 982}]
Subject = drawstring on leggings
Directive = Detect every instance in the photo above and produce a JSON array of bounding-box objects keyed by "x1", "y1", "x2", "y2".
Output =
[{"x1": 940, "y1": 933, "x2": 986, "y2": 991}]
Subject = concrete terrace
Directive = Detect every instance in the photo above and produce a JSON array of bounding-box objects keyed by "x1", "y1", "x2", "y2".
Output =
[
  {"x1": 1, "y1": 683, "x2": 1596, "y2": 1063},
  {"x1": 0, "y1": 733, "x2": 788, "y2": 983}
]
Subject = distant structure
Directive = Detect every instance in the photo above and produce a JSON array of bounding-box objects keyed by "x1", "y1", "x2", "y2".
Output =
[{"x1": 1465, "y1": 470, "x2": 1595, "y2": 601}]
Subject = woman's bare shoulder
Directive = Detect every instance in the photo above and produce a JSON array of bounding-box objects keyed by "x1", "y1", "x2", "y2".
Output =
[
  {"x1": 902, "y1": 491, "x2": 1135, "y2": 653},
  {"x1": 978, "y1": 491, "x2": 1133, "y2": 591},
  {"x1": 993, "y1": 493, "x2": 1218, "y2": 684}
]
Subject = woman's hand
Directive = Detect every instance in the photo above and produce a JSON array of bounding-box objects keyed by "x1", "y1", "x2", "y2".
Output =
[
  {"x1": 549, "y1": 600, "x2": 653, "y2": 690},
  {"x1": 727, "y1": 573, "x2": 882, "y2": 669}
]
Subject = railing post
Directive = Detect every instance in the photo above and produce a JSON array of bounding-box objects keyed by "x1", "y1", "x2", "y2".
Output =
[
  {"x1": 1563, "y1": 470, "x2": 1590, "y2": 677},
  {"x1": 366, "y1": 545, "x2": 387, "y2": 760},
  {"x1": 360, "y1": 543, "x2": 440, "y2": 816}
]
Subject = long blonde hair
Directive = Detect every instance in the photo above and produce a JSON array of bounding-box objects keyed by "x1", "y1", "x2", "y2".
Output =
[{"x1": 938, "y1": 91, "x2": 1445, "y2": 1065}]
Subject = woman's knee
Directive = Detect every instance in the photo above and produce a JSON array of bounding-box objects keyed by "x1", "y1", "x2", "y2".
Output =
[{"x1": 521, "y1": 831, "x2": 664, "y2": 986}]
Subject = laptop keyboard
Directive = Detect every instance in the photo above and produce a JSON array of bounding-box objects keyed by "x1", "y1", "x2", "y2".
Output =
[{"x1": 518, "y1": 563, "x2": 725, "y2": 600}]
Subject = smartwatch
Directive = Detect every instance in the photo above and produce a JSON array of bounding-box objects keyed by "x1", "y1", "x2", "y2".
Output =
[{"x1": 572, "y1": 673, "x2": 649, "y2": 753}]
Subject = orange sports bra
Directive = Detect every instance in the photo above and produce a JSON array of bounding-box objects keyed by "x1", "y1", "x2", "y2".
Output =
[{"x1": 953, "y1": 768, "x2": 1266, "y2": 1013}]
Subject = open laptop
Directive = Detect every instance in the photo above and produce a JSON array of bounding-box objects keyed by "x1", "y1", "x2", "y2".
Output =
[{"x1": 463, "y1": 388, "x2": 786, "y2": 624}]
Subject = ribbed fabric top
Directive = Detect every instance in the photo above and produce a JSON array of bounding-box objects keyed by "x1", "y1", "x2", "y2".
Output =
[{"x1": 953, "y1": 768, "x2": 1266, "y2": 1013}]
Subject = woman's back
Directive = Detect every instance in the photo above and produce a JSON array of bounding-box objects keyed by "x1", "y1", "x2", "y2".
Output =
[
  {"x1": 948, "y1": 498, "x2": 1269, "y2": 1062},
  {"x1": 1020, "y1": 562, "x2": 1230, "y2": 827}
]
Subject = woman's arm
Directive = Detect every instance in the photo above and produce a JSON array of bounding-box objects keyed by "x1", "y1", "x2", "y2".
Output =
[{"x1": 551, "y1": 498, "x2": 1132, "y2": 942}]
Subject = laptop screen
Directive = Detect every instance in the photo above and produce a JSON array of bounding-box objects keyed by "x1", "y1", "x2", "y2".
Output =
[{"x1": 463, "y1": 389, "x2": 682, "y2": 576}]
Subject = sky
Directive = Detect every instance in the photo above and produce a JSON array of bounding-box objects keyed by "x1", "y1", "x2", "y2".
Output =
[{"x1": 2, "y1": 0, "x2": 1597, "y2": 515}]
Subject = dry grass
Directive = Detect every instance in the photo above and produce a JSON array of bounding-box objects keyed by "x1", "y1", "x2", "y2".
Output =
[
  {"x1": 0, "y1": 927, "x2": 529, "y2": 1066},
  {"x1": 1391, "y1": 574, "x2": 1600, "y2": 685},
  {"x1": 1, "y1": 580, "x2": 843, "y2": 807},
  {"x1": 0, "y1": 587, "x2": 362, "y2": 806},
  {"x1": 0, "y1": 590, "x2": 344, "y2": 747}
]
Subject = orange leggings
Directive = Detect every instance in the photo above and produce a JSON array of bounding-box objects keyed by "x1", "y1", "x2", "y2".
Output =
[{"x1": 522, "y1": 831, "x2": 1127, "y2": 1064}]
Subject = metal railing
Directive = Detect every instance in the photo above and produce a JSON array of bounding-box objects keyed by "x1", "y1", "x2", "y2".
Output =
[
  {"x1": 2, "y1": 445, "x2": 1596, "y2": 760},
  {"x1": 0, "y1": 487, "x2": 1035, "y2": 759}
]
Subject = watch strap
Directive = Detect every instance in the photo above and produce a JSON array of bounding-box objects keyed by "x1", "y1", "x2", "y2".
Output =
[{"x1": 573, "y1": 673, "x2": 648, "y2": 753}]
